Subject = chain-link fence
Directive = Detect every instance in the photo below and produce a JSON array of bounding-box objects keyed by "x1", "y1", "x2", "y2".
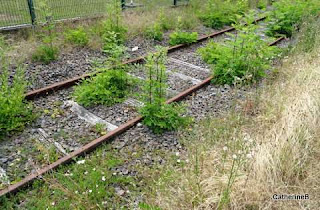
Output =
[{"x1": 0, "y1": 0, "x2": 189, "y2": 30}]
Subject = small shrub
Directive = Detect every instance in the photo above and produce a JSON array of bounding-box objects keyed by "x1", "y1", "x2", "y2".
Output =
[
  {"x1": 169, "y1": 31, "x2": 198, "y2": 46},
  {"x1": 0, "y1": 67, "x2": 35, "y2": 139},
  {"x1": 102, "y1": 0, "x2": 127, "y2": 44},
  {"x1": 139, "y1": 46, "x2": 190, "y2": 133},
  {"x1": 65, "y1": 27, "x2": 89, "y2": 47},
  {"x1": 266, "y1": 0, "x2": 320, "y2": 37},
  {"x1": 198, "y1": 15, "x2": 278, "y2": 85},
  {"x1": 102, "y1": 31, "x2": 128, "y2": 66},
  {"x1": 144, "y1": 23, "x2": 163, "y2": 41},
  {"x1": 73, "y1": 69, "x2": 132, "y2": 107},
  {"x1": 198, "y1": 0, "x2": 248, "y2": 29},
  {"x1": 32, "y1": 45, "x2": 58, "y2": 64},
  {"x1": 33, "y1": 0, "x2": 59, "y2": 64},
  {"x1": 140, "y1": 102, "x2": 190, "y2": 134},
  {"x1": 103, "y1": 31, "x2": 124, "y2": 54}
]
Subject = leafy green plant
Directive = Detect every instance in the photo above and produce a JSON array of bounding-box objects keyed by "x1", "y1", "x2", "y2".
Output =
[
  {"x1": 140, "y1": 102, "x2": 190, "y2": 134},
  {"x1": 198, "y1": 14, "x2": 278, "y2": 85},
  {"x1": 169, "y1": 31, "x2": 198, "y2": 46},
  {"x1": 65, "y1": 27, "x2": 89, "y2": 47},
  {"x1": 0, "y1": 37, "x2": 35, "y2": 139},
  {"x1": 73, "y1": 69, "x2": 132, "y2": 107},
  {"x1": 139, "y1": 47, "x2": 190, "y2": 134},
  {"x1": 103, "y1": 31, "x2": 125, "y2": 54},
  {"x1": 102, "y1": 0, "x2": 127, "y2": 44},
  {"x1": 102, "y1": 31, "x2": 128, "y2": 67},
  {"x1": 144, "y1": 23, "x2": 163, "y2": 41},
  {"x1": 266, "y1": 0, "x2": 320, "y2": 37},
  {"x1": 198, "y1": 0, "x2": 248, "y2": 29},
  {"x1": 33, "y1": 0, "x2": 59, "y2": 64},
  {"x1": 0, "y1": 67, "x2": 35, "y2": 139},
  {"x1": 92, "y1": 123, "x2": 107, "y2": 135}
]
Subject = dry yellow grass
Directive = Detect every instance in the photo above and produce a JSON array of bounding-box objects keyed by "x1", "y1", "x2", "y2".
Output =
[{"x1": 143, "y1": 19, "x2": 320, "y2": 210}]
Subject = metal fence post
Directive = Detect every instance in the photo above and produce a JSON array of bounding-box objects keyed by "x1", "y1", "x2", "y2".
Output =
[
  {"x1": 27, "y1": 0, "x2": 36, "y2": 25},
  {"x1": 173, "y1": 0, "x2": 177, "y2": 6},
  {"x1": 121, "y1": 0, "x2": 126, "y2": 10}
]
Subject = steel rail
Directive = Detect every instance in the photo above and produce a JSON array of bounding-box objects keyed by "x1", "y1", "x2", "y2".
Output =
[
  {"x1": 0, "y1": 36, "x2": 285, "y2": 197},
  {"x1": 25, "y1": 17, "x2": 266, "y2": 100}
]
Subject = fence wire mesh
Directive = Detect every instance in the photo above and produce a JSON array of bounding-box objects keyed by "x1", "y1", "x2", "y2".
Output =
[{"x1": 0, "y1": 0, "x2": 189, "y2": 30}]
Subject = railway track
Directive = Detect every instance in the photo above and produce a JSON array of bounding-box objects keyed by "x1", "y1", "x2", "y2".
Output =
[{"x1": 0, "y1": 17, "x2": 285, "y2": 197}]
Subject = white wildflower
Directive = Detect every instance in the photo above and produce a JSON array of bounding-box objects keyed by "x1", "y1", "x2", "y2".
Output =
[
  {"x1": 246, "y1": 153, "x2": 253, "y2": 159},
  {"x1": 177, "y1": 159, "x2": 181, "y2": 163},
  {"x1": 89, "y1": 190, "x2": 92, "y2": 193},
  {"x1": 84, "y1": 171, "x2": 88, "y2": 175},
  {"x1": 51, "y1": 202, "x2": 55, "y2": 206},
  {"x1": 75, "y1": 191, "x2": 79, "y2": 194},
  {"x1": 232, "y1": 154, "x2": 237, "y2": 160},
  {"x1": 223, "y1": 146, "x2": 228, "y2": 151},
  {"x1": 175, "y1": 152, "x2": 180, "y2": 156},
  {"x1": 77, "y1": 160, "x2": 85, "y2": 165},
  {"x1": 102, "y1": 176, "x2": 106, "y2": 181}
]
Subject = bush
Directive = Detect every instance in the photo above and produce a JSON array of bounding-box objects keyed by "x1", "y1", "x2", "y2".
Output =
[
  {"x1": 32, "y1": 45, "x2": 58, "y2": 64},
  {"x1": 144, "y1": 23, "x2": 163, "y2": 41},
  {"x1": 198, "y1": 0, "x2": 248, "y2": 29},
  {"x1": 140, "y1": 102, "x2": 190, "y2": 134},
  {"x1": 169, "y1": 31, "x2": 198, "y2": 46},
  {"x1": 198, "y1": 16, "x2": 278, "y2": 85},
  {"x1": 102, "y1": 0, "x2": 127, "y2": 44},
  {"x1": 65, "y1": 27, "x2": 89, "y2": 47},
  {"x1": 0, "y1": 67, "x2": 35, "y2": 139},
  {"x1": 266, "y1": 0, "x2": 320, "y2": 37},
  {"x1": 102, "y1": 31, "x2": 128, "y2": 67},
  {"x1": 139, "y1": 46, "x2": 190, "y2": 133},
  {"x1": 73, "y1": 69, "x2": 132, "y2": 107}
]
